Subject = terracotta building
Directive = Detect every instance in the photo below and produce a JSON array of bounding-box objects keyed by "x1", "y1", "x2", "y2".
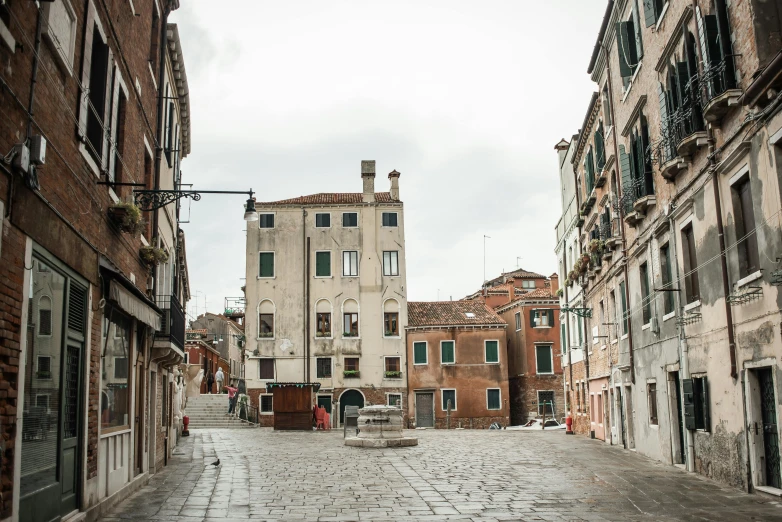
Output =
[
  {"x1": 184, "y1": 330, "x2": 222, "y2": 394},
  {"x1": 406, "y1": 301, "x2": 509, "y2": 429}
]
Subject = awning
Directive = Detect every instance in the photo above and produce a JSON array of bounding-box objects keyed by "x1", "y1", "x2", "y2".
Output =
[{"x1": 109, "y1": 280, "x2": 161, "y2": 330}]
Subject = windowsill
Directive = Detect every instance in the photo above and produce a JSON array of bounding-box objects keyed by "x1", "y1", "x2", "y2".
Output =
[
  {"x1": 0, "y1": 20, "x2": 15, "y2": 53},
  {"x1": 315, "y1": 336, "x2": 333, "y2": 340},
  {"x1": 257, "y1": 276, "x2": 276, "y2": 280},
  {"x1": 621, "y1": 334, "x2": 629, "y2": 340},
  {"x1": 258, "y1": 228, "x2": 275, "y2": 231},
  {"x1": 485, "y1": 362, "x2": 500, "y2": 365},
  {"x1": 259, "y1": 412, "x2": 273, "y2": 415},
  {"x1": 649, "y1": 424, "x2": 659, "y2": 429},
  {"x1": 654, "y1": 2, "x2": 670, "y2": 32},
  {"x1": 600, "y1": 344, "x2": 607, "y2": 350},
  {"x1": 79, "y1": 144, "x2": 101, "y2": 177},
  {"x1": 515, "y1": 328, "x2": 522, "y2": 332},
  {"x1": 621, "y1": 62, "x2": 643, "y2": 103},
  {"x1": 736, "y1": 270, "x2": 762, "y2": 289},
  {"x1": 441, "y1": 362, "x2": 455, "y2": 366},
  {"x1": 642, "y1": 323, "x2": 651, "y2": 331},
  {"x1": 383, "y1": 336, "x2": 401, "y2": 339},
  {"x1": 257, "y1": 337, "x2": 276, "y2": 341},
  {"x1": 315, "y1": 227, "x2": 331, "y2": 230},
  {"x1": 342, "y1": 336, "x2": 360, "y2": 340},
  {"x1": 534, "y1": 326, "x2": 553, "y2": 329},
  {"x1": 683, "y1": 300, "x2": 701, "y2": 313},
  {"x1": 148, "y1": 62, "x2": 158, "y2": 91},
  {"x1": 536, "y1": 372, "x2": 554, "y2": 376},
  {"x1": 663, "y1": 311, "x2": 676, "y2": 322},
  {"x1": 611, "y1": 339, "x2": 618, "y2": 345},
  {"x1": 342, "y1": 275, "x2": 359, "y2": 279},
  {"x1": 380, "y1": 226, "x2": 399, "y2": 229},
  {"x1": 605, "y1": 125, "x2": 614, "y2": 139},
  {"x1": 101, "y1": 426, "x2": 131, "y2": 438},
  {"x1": 413, "y1": 362, "x2": 428, "y2": 366},
  {"x1": 314, "y1": 276, "x2": 333, "y2": 279},
  {"x1": 342, "y1": 226, "x2": 359, "y2": 229},
  {"x1": 383, "y1": 275, "x2": 401, "y2": 278}
]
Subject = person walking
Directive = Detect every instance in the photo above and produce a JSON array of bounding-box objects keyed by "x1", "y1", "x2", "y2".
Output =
[
  {"x1": 214, "y1": 367, "x2": 224, "y2": 394},
  {"x1": 225, "y1": 385, "x2": 238, "y2": 415},
  {"x1": 206, "y1": 371, "x2": 214, "y2": 394}
]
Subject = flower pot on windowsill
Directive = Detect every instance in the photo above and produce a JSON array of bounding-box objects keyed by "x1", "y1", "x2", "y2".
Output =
[
  {"x1": 139, "y1": 245, "x2": 169, "y2": 268},
  {"x1": 315, "y1": 332, "x2": 330, "y2": 338},
  {"x1": 343, "y1": 370, "x2": 360, "y2": 378},
  {"x1": 384, "y1": 370, "x2": 402, "y2": 379},
  {"x1": 343, "y1": 332, "x2": 358, "y2": 338},
  {"x1": 384, "y1": 331, "x2": 398, "y2": 337},
  {"x1": 258, "y1": 332, "x2": 273, "y2": 338},
  {"x1": 108, "y1": 202, "x2": 144, "y2": 236}
]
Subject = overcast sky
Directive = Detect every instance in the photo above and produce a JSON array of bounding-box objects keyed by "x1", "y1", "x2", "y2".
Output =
[{"x1": 174, "y1": 1, "x2": 605, "y2": 321}]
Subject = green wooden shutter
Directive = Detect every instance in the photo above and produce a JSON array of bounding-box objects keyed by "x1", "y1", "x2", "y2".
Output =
[
  {"x1": 657, "y1": 83, "x2": 669, "y2": 162},
  {"x1": 642, "y1": 0, "x2": 657, "y2": 27},
  {"x1": 631, "y1": 0, "x2": 644, "y2": 59},
  {"x1": 619, "y1": 145, "x2": 633, "y2": 211},
  {"x1": 485, "y1": 341, "x2": 499, "y2": 363},
  {"x1": 259, "y1": 253, "x2": 274, "y2": 277},
  {"x1": 548, "y1": 309, "x2": 554, "y2": 327},
  {"x1": 616, "y1": 22, "x2": 633, "y2": 78},
  {"x1": 683, "y1": 379, "x2": 696, "y2": 430},
  {"x1": 316, "y1": 252, "x2": 330, "y2": 277},
  {"x1": 536, "y1": 346, "x2": 553, "y2": 374},
  {"x1": 530, "y1": 309, "x2": 536, "y2": 328},
  {"x1": 414, "y1": 342, "x2": 427, "y2": 364},
  {"x1": 714, "y1": 0, "x2": 736, "y2": 89},
  {"x1": 488, "y1": 389, "x2": 500, "y2": 410},
  {"x1": 701, "y1": 377, "x2": 711, "y2": 432},
  {"x1": 595, "y1": 125, "x2": 605, "y2": 171}
]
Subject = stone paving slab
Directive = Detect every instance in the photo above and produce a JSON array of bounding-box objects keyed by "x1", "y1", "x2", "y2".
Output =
[{"x1": 98, "y1": 428, "x2": 782, "y2": 521}]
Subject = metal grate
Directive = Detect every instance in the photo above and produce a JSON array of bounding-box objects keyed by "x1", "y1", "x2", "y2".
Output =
[
  {"x1": 63, "y1": 345, "x2": 80, "y2": 439},
  {"x1": 68, "y1": 284, "x2": 87, "y2": 333},
  {"x1": 538, "y1": 391, "x2": 555, "y2": 415}
]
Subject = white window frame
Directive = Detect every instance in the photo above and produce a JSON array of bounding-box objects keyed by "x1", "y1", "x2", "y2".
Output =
[
  {"x1": 258, "y1": 251, "x2": 275, "y2": 279},
  {"x1": 440, "y1": 340, "x2": 455, "y2": 365},
  {"x1": 342, "y1": 212, "x2": 359, "y2": 228},
  {"x1": 315, "y1": 212, "x2": 331, "y2": 228},
  {"x1": 381, "y1": 212, "x2": 398, "y2": 227},
  {"x1": 522, "y1": 280, "x2": 535, "y2": 289},
  {"x1": 486, "y1": 388, "x2": 501, "y2": 411},
  {"x1": 342, "y1": 250, "x2": 359, "y2": 277},
  {"x1": 484, "y1": 339, "x2": 500, "y2": 364},
  {"x1": 37, "y1": 355, "x2": 52, "y2": 379},
  {"x1": 514, "y1": 311, "x2": 521, "y2": 331},
  {"x1": 533, "y1": 309, "x2": 552, "y2": 328},
  {"x1": 315, "y1": 356, "x2": 333, "y2": 379},
  {"x1": 441, "y1": 389, "x2": 457, "y2": 411},
  {"x1": 383, "y1": 251, "x2": 399, "y2": 277},
  {"x1": 341, "y1": 298, "x2": 360, "y2": 339},
  {"x1": 314, "y1": 250, "x2": 332, "y2": 278},
  {"x1": 258, "y1": 213, "x2": 275, "y2": 229},
  {"x1": 38, "y1": 296, "x2": 52, "y2": 337},
  {"x1": 413, "y1": 340, "x2": 428, "y2": 365},
  {"x1": 257, "y1": 299, "x2": 276, "y2": 340},
  {"x1": 383, "y1": 356, "x2": 402, "y2": 378},
  {"x1": 535, "y1": 344, "x2": 554, "y2": 375},
  {"x1": 106, "y1": 65, "x2": 129, "y2": 183},
  {"x1": 259, "y1": 394, "x2": 274, "y2": 414},
  {"x1": 36, "y1": 394, "x2": 50, "y2": 410},
  {"x1": 42, "y1": 0, "x2": 77, "y2": 75},
  {"x1": 386, "y1": 393, "x2": 403, "y2": 408},
  {"x1": 258, "y1": 358, "x2": 275, "y2": 381},
  {"x1": 314, "y1": 299, "x2": 333, "y2": 339}
]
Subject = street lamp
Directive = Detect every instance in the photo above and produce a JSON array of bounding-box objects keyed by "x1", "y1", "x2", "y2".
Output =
[
  {"x1": 131, "y1": 188, "x2": 258, "y2": 221},
  {"x1": 243, "y1": 198, "x2": 258, "y2": 222}
]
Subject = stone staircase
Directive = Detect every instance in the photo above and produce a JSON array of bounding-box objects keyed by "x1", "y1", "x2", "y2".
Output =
[{"x1": 184, "y1": 393, "x2": 255, "y2": 429}]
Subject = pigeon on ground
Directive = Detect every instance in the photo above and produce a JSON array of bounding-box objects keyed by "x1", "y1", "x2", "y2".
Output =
[{"x1": 209, "y1": 458, "x2": 220, "y2": 467}]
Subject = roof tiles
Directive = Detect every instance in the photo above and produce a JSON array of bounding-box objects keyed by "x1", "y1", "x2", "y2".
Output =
[
  {"x1": 408, "y1": 301, "x2": 506, "y2": 327},
  {"x1": 259, "y1": 192, "x2": 395, "y2": 206}
]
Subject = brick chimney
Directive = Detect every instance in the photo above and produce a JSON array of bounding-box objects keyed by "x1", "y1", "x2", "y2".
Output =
[
  {"x1": 388, "y1": 170, "x2": 400, "y2": 201},
  {"x1": 550, "y1": 273, "x2": 559, "y2": 294},
  {"x1": 554, "y1": 139, "x2": 569, "y2": 168},
  {"x1": 361, "y1": 160, "x2": 376, "y2": 202}
]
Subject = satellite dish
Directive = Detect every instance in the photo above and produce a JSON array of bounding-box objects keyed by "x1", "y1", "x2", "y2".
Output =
[{"x1": 279, "y1": 339, "x2": 293, "y2": 353}]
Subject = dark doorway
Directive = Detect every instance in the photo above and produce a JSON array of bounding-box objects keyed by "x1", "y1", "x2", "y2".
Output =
[
  {"x1": 340, "y1": 390, "x2": 364, "y2": 425},
  {"x1": 759, "y1": 368, "x2": 781, "y2": 489},
  {"x1": 317, "y1": 395, "x2": 332, "y2": 414},
  {"x1": 416, "y1": 392, "x2": 435, "y2": 428},
  {"x1": 673, "y1": 372, "x2": 686, "y2": 465}
]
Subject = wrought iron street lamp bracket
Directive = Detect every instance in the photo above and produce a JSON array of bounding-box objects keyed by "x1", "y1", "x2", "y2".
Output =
[
  {"x1": 560, "y1": 306, "x2": 593, "y2": 318},
  {"x1": 133, "y1": 189, "x2": 255, "y2": 211}
]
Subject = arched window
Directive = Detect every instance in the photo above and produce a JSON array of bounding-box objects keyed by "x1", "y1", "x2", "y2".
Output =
[
  {"x1": 259, "y1": 299, "x2": 275, "y2": 339},
  {"x1": 342, "y1": 299, "x2": 359, "y2": 337},
  {"x1": 315, "y1": 299, "x2": 331, "y2": 338},
  {"x1": 383, "y1": 299, "x2": 399, "y2": 337},
  {"x1": 38, "y1": 296, "x2": 52, "y2": 336}
]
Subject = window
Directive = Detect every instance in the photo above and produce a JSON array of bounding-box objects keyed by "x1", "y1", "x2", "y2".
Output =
[
  {"x1": 643, "y1": 0, "x2": 666, "y2": 26},
  {"x1": 384, "y1": 313, "x2": 398, "y2": 336},
  {"x1": 315, "y1": 213, "x2": 331, "y2": 227},
  {"x1": 36, "y1": 394, "x2": 49, "y2": 410},
  {"x1": 602, "y1": 84, "x2": 612, "y2": 126},
  {"x1": 43, "y1": 0, "x2": 77, "y2": 74},
  {"x1": 38, "y1": 296, "x2": 52, "y2": 336},
  {"x1": 681, "y1": 224, "x2": 700, "y2": 304},
  {"x1": 316, "y1": 358, "x2": 332, "y2": 379},
  {"x1": 522, "y1": 280, "x2": 535, "y2": 289},
  {"x1": 109, "y1": 87, "x2": 127, "y2": 184},
  {"x1": 487, "y1": 389, "x2": 501, "y2": 410},
  {"x1": 258, "y1": 252, "x2": 275, "y2": 278},
  {"x1": 258, "y1": 214, "x2": 274, "y2": 228},
  {"x1": 538, "y1": 391, "x2": 555, "y2": 415},
  {"x1": 343, "y1": 299, "x2": 359, "y2": 337},
  {"x1": 344, "y1": 357, "x2": 359, "y2": 373},
  {"x1": 260, "y1": 395, "x2": 273, "y2": 413},
  {"x1": 515, "y1": 312, "x2": 521, "y2": 330},
  {"x1": 383, "y1": 251, "x2": 399, "y2": 276},
  {"x1": 387, "y1": 394, "x2": 402, "y2": 407},
  {"x1": 259, "y1": 299, "x2": 274, "y2": 338},
  {"x1": 640, "y1": 262, "x2": 651, "y2": 325},
  {"x1": 382, "y1": 212, "x2": 398, "y2": 227},
  {"x1": 660, "y1": 244, "x2": 674, "y2": 315},
  {"x1": 384, "y1": 356, "x2": 401, "y2": 378},
  {"x1": 485, "y1": 340, "x2": 499, "y2": 363},
  {"x1": 343, "y1": 251, "x2": 359, "y2": 276},
  {"x1": 536, "y1": 345, "x2": 553, "y2": 374},
  {"x1": 83, "y1": 21, "x2": 110, "y2": 165},
  {"x1": 342, "y1": 212, "x2": 358, "y2": 227},
  {"x1": 440, "y1": 341, "x2": 455, "y2": 364},
  {"x1": 316, "y1": 312, "x2": 331, "y2": 337},
  {"x1": 619, "y1": 281, "x2": 629, "y2": 334},
  {"x1": 315, "y1": 251, "x2": 331, "y2": 277},
  {"x1": 37, "y1": 356, "x2": 51, "y2": 379},
  {"x1": 683, "y1": 376, "x2": 710, "y2": 431},
  {"x1": 616, "y1": 1, "x2": 644, "y2": 86},
  {"x1": 441, "y1": 389, "x2": 457, "y2": 411},
  {"x1": 102, "y1": 310, "x2": 131, "y2": 429},
  {"x1": 732, "y1": 176, "x2": 760, "y2": 279},
  {"x1": 532, "y1": 309, "x2": 554, "y2": 328},
  {"x1": 609, "y1": 290, "x2": 617, "y2": 340},
  {"x1": 258, "y1": 359, "x2": 274, "y2": 380},
  {"x1": 647, "y1": 382, "x2": 658, "y2": 425},
  {"x1": 413, "y1": 341, "x2": 428, "y2": 365}
]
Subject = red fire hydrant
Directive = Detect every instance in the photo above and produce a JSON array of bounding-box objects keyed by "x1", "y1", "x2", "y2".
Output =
[
  {"x1": 182, "y1": 415, "x2": 190, "y2": 437},
  {"x1": 565, "y1": 415, "x2": 573, "y2": 435}
]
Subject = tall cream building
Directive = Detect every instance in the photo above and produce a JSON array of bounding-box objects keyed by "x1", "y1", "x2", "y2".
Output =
[{"x1": 244, "y1": 161, "x2": 407, "y2": 426}]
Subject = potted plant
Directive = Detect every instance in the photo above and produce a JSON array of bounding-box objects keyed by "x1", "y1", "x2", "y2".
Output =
[
  {"x1": 556, "y1": 288, "x2": 564, "y2": 298},
  {"x1": 581, "y1": 252, "x2": 591, "y2": 264},
  {"x1": 384, "y1": 370, "x2": 402, "y2": 378},
  {"x1": 589, "y1": 239, "x2": 604, "y2": 254},
  {"x1": 108, "y1": 201, "x2": 144, "y2": 236},
  {"x1": 568, "y1": 270, "x2": 577, "y2": 286},
  {"x1": 343, "y1": 331, "x2": 358, "y2": 337},
  {"x1": 343, "y1": 370, "x2": 360, "y2": 378},
  {"x1": 384, "y1": 330, "x2": 397, "y2": 337},
  {"x1": 139, "y1": 245, "x2": 169, "y2": 267},
  {"x1": 315, "y1": 331, "x2": 329, "y2": 338}
]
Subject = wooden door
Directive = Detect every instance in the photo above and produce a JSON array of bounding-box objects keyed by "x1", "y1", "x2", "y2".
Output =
[{"x1": 416, "y1": 393, "x2": 434, "y2": 428}]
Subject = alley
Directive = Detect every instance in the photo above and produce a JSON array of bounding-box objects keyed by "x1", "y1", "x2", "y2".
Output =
[{"x1": 98, "y1": 428, "x2": 782, "y2": 521}]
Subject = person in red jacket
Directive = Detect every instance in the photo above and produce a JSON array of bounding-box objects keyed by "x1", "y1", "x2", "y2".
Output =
[{"x1": 225, "y1": 385, "x2": 238, "y2": 414}]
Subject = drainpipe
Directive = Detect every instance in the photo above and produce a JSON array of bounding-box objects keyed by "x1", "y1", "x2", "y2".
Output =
[
  {"x1": 563, "y1": 247, "x2": 573, "y2": 414},
  {"x1": 303, "y1": 211, "x2": 310, "y2": 382}
]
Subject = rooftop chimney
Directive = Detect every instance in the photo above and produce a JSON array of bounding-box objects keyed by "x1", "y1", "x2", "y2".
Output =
[
  {"x1": 361, "y1": 160, "x2": 376, "y2": 203},
  {"x1": 554, "y1": 139, "x2": 570, "y2": 168},
  {"x1": 388, "y1": 170, "x2": 400, "y2": 201},
  {"x1": 550, "y1": 273, "x2": 559, "y2": 294}
]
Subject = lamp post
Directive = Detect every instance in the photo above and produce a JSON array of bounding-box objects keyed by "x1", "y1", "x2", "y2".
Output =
[{"x1": 131, "y1": 188, "x2": 259, "y2": 222}]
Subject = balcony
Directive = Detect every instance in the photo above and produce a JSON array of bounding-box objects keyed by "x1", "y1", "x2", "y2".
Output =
[
  {"x1": 698, "y1": 59, "x2": 742, "y2": 123},
  {"x1": 155, "y1": 294, "x2": 186, "y2": 351}
]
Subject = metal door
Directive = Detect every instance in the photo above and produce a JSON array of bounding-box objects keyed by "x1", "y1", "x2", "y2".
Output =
[
  {"x1": 759, "y1": 369, "x2": 781, "y2": 489},
  {"x1": 339, "y1": 390, "x2": 364, "y2": 425},
  {"x1": 59, "y1": 340, "x2": 82, "y2": 513},
  {"x1": 135, "y1": 362, "x2": 144, "y2": 475},
  {"x1": 618, "y1": 388, "x2": 627, "y2": 448},
  {"x1": 416, "y1": 393, "x2": 434, "y2": 428},
  {"x1": 317, "y1": 396, "x2": 332, "y2": 414},
  {"x1": 674, "y1": 372, "x2": 686, "y2": 464}
]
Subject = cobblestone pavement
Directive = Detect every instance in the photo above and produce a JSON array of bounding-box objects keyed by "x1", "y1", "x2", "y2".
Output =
[{"x1": 99, "y1": 428, "x2": 782, "y2": 521}]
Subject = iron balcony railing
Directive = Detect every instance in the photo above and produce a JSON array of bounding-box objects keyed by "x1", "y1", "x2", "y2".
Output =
[
  {"x1": 698, "y1": 57, "x2": 737, "y2": 107},
  {"x1": 156, "y1": 294, "x2": 185, "y2": 350}
]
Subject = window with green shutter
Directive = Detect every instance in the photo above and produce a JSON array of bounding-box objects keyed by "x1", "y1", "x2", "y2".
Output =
[
  {"x1": 413, "y1": 342, "x2": 427, "y2": 365},
  {"x1": 485, "y1": 340, "x2": 499, "y2": 363},
  {"x1": 536, "y1": 345, "x2": 553, "y2": 374},
  {"x1": 258, "y1": 214, "x2": 274, "y2": 228},
  {"x1": 487, "y1": 389, "x2": 501, "y2": 410},
  {"x1": 315, "y1": 251, "x2": 331, "y2": 277},
  {"x1": 342, "y1": 212, "x2": 358, "y2": 227},
  {"x1": 441, "y1": 341, "x2": 455, "y2": 364},
  {"x1": 259, "y1": 252, "x2": 275, "y2": 278},
  {"x1": 441, "y1": 389, "x2": 456, "y2": 411}
]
